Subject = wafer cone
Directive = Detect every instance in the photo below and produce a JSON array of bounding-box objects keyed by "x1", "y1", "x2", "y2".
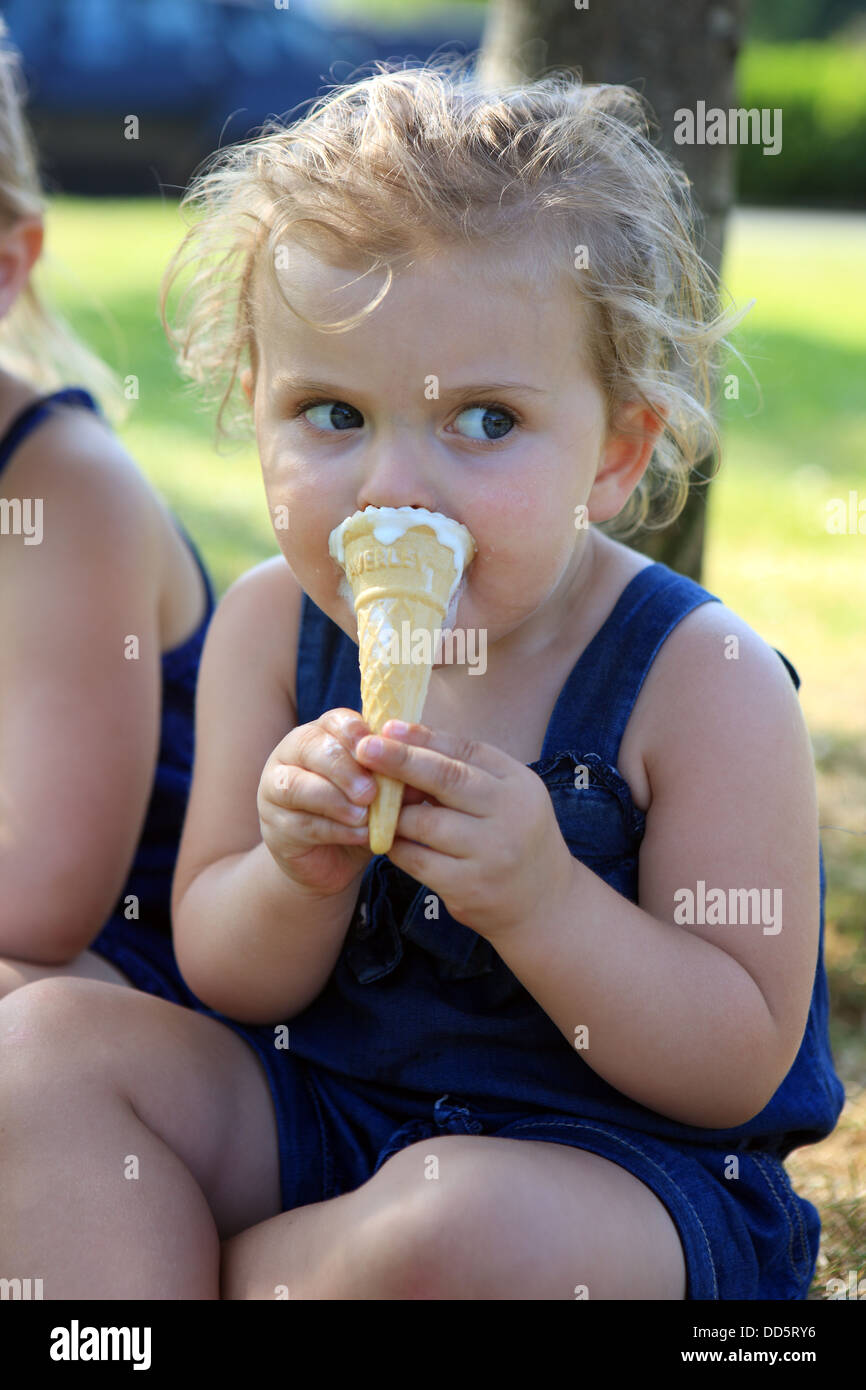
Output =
[{"x1": 338, "y1": 517, "x2": 471, "y2": 853}]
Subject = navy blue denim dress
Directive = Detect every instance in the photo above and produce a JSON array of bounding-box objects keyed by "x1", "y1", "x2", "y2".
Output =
[
  {"x1": 239, "y1": 565, "x2": 845, "y2": 1301},
  {"x1": 0, "y1": 387, "x2": 219, "y2": 1003}
]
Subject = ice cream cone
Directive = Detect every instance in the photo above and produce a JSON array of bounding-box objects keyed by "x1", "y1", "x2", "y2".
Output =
[{"x1": 328, "y1": 507, "x2": 476, "y2": 854}]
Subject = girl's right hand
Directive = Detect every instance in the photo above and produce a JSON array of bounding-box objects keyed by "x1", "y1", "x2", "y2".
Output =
[{"x1": 257, "y1": 708, "x2": 379, "y2": 897}]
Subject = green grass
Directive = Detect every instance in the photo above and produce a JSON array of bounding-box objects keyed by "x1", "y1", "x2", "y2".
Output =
[
  {"x1": 40, "y1": 198, "x2": 274, "y2": 592},
  {"x1": 705, "y1": 209, "x2": 866, "y2": 738}
]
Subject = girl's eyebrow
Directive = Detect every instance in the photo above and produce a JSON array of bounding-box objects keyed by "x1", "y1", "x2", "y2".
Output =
[
  {"x1": 269, "y1": 373, "x2": 548, "y2": 400},
  {"x1": 437, "y1": 381, "x2": 548, "y2": 398}
]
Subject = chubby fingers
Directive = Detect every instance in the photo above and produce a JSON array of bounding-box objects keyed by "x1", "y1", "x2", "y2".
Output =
[
  {"x1": 354, "y1": 720, "x2": 504, "y2": 814},
  {"x1": 268, "y1": 708, "x2": 377, "y2": 827}
]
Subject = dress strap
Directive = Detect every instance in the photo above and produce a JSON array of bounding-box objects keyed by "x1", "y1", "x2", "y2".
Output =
[
  {"x1": 0, "y1": 388, "x2": 100, "y2": 479},
  {"x1": 169, "y1": 513, "x2": 216, "y2": 619},
  {"x1": 538, "y1": 562, "x2": 723, "y2": 768},
  {"x1": 295, "y1": 590, "x2": 362, "y2": 727}
]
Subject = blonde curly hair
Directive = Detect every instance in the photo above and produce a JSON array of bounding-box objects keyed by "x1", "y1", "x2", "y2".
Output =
[{"x1": 161, "y1": 55, "x2": 752, "y2": 538}]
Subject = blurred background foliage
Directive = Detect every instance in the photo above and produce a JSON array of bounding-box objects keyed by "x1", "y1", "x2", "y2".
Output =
[
  {"x1": 738, "y1": 43, "x2": 866, "y2": 205},
  {"x1": 5, "y1": 0, "x2": 865, "y2": 207},
  {"x1": 338, "y1": 0, "x2": 866, "y2": 34},
  {"x1": 746, "y1": 0, "x2": 866, "y2": 40}
]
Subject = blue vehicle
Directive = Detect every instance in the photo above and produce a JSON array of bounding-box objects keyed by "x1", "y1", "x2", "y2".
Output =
[{"x1": 4, "y1": 0, "x2": 484, "y2": 193}]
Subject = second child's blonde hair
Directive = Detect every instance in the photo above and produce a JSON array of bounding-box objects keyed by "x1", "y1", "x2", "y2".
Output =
[
  {"x1": 0, "y1": 18, "x2": 124, "y2": 419},
  {"x1": 162, "y1": 57, "x2": 751, "y2": 538}
]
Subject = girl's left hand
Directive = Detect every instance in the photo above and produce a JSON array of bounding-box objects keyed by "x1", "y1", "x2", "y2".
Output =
[{"x1": 353, "y1": 720, "x2": 575, "y2": 944}]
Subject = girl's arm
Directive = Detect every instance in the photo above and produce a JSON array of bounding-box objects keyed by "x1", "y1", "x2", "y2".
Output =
[
  {"x1": 490, "y1": 603, "x2": 820, "y2": 1131},
  {"x1": 170, "y1": 559, "x2": 362, "y2": 1025},
  {"x1": 0, "y1": 411, "x2": 163, "y2": 963}
]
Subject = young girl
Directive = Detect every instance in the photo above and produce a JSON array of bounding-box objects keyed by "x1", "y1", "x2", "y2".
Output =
[
  {"x1": 0, "y1": 17, "x2": 219, "y2": 1009},
  {"x1": 0, "y1": 61, "x2": 845, "y2": 1301}
]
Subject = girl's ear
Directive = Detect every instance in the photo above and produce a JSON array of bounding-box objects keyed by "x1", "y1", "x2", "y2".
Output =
[
  {"x1": 240, "y1": 367, "x2": 254, "y2": 405},
  {"x1": 0, "y1": 216, "x2": 43, "y2": 317},
  {"x1": 588, "y1": 399, "x2": 668, "y2": 523}
]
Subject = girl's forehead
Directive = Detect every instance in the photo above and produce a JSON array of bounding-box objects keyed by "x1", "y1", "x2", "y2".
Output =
[
  {"x1": 249, "y1": 249, "x2": 597, "y2": 400},
  {"x1": 262, "y1": 226, "x2": 560, "y2": 286},
  {"x1": 252, "y1": 235, "x2": 569, "y2": 343}
]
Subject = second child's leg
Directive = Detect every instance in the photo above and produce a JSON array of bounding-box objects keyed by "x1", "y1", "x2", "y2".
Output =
[
  {"x1": 0, "y1": 948, "x2": 133, "y2": 998},
  {"x1": 0, "y1": 977, "x2": 282, "y2": 1300}
]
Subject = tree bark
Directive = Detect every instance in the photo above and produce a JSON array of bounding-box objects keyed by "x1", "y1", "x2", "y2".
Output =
[{"x1": 477, "y1": 0, "x2": 751, "y2": 581}]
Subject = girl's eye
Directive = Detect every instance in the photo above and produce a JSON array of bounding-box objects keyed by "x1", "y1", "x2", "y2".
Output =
[
  {"x1": 301, "y1": 401, "x2": 363, "y2": 431},
  {"x1": 453, "y1": 404, "x2": 516, "y2": 442}
]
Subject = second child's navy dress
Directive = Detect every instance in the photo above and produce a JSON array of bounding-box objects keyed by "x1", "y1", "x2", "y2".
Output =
[{"x1": 0, "y1": 389, "x2": 218, "y2": 1005}]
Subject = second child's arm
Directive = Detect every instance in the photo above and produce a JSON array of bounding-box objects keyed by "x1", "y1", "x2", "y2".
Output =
[
  {"x1": 171, "y1": 558, "x2": 375, "y2": 1024},
  {"x1": 0, "y1": 412, "x2": 163, "y2": 963}
]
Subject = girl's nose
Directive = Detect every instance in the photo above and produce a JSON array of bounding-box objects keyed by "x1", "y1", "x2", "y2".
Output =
[{"x1": 356, "y1": 446, "x2": 439, "y2": 515}]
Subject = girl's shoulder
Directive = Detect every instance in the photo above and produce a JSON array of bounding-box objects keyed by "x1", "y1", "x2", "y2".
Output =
[
  {"x1": 595, "y1": 534, "x2": 805, "y2": 814},
  {"x1": 623, "y1": 581, "x2": 808, "y2": 814},
  {"x1": 209, "y1": 554, "x2": 305, "y2": 723}
]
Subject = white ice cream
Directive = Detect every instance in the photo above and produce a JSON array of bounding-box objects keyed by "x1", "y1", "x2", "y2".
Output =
[{"x1": 328, "y1": 505, "x2": 476, "y2": 605}]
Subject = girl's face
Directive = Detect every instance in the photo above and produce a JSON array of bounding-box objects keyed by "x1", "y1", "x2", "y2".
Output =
[{"x1": 244, "y1": 237, "x2": 654, "y2": 650}]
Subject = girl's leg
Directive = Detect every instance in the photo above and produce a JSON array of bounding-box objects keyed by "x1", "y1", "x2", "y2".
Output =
[
  {"x1": 223, "y1": 1134, "x2": 688, "y2": 1300},
  {"x1": 0, "y1": 976, "x2": 282, "y2": 1299},
  {"x1": 0, "y1": 948, "x2": 133, "y2": 999}
]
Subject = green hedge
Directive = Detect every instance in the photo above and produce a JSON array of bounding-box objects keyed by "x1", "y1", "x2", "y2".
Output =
[{"x1": 735, "y1": 42, "x2": 866, "y2": 205}]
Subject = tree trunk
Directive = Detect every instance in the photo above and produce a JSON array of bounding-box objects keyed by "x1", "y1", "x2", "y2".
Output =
[{"x1": 477, "y1": 0, "x2": 751, "y2": 581}]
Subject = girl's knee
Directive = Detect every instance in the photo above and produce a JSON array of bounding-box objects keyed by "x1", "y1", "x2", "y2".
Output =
[{"x1": 347, "y1": 1140, "x2": 493, "y2": 1298}]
